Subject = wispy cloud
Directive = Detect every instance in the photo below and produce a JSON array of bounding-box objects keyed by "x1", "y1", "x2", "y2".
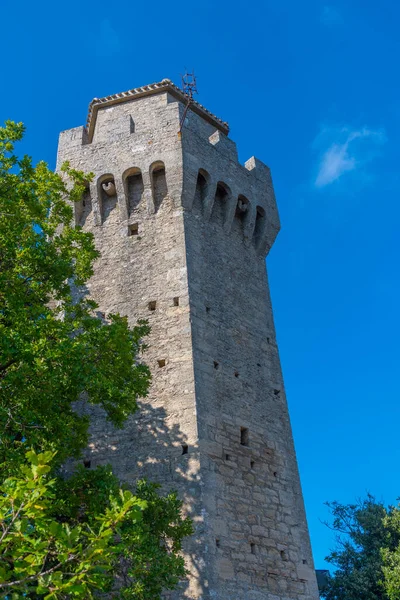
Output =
[
  {"x1": 321, "y1": 5, "x2": 342, "y2": 26},
  {"x1": 314, "y1": 126, "x2": 386, "y2": 188},
  {"x1": 95, "y1": 19, "x2": 122, "y2": 57}
]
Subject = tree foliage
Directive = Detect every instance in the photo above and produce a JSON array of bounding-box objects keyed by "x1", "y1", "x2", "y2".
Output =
[
  {"x1": 382, "y1": 507, "x2": 400, "y2": 600},
  {"x1": 0, "y1": 121, "x2": 192, "y2": 598},
  {"x1": 322, "y1": 495, "x2": 400, "y2": 600}
]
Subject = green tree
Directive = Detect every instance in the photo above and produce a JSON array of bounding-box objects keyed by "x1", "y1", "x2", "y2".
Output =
[
  {"x1": 0, "y1": 121, "x2": 192, "y2": 598},
  {"x1": 321, "y1": 495, "x2": 400, "y2": 600},
  {"x1": 382, "y1": 505, "x2": 400, "y2": 599}
]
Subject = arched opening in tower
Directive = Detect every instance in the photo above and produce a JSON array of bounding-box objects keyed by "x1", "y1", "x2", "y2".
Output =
[
  {"x1": 99, "y1": 176, "x2": 117, "y2": 223},
  {"x1": 125, "y1": 169, "x2": 144, "y2": 216},
  {"x1": 193, "y1": 169, "x2": 209, "y2": 213},
  {"x1": 254, "y1": 206, "x2": 266, "y2": 247},
  {"x1": 151, "y1": 163, "x2": 168, "y2": 213},
  {"x1": 232, "y1": 194, "x2": 249, "y2": 236},
  {"x1": 77, "y1": 183, "x2": 92, "y2": 227},
  {"x1": 211, "y1": 182, "x2": 230, "y2": 225}
]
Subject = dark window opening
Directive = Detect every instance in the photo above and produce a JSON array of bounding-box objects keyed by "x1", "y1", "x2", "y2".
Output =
[
  {"x1": 280, "y1": 550, "x2": 288, "y2": 561},
  {"x1": 181, "y1": 443, "x2": 188, "y2": 455},
  {"x1": 225, "y1": 454, "x2": 230, "y2": 461},
  {"x1": 274, "y1": 389, "x2": 280, "y2": 396},
  {"x1": 125, "y1": 171, "x2": 144, "y2": 215},
  {"x1": 148, "y1": 301, "x2": 157, "y2": 311},
  {"x1": 240, "y1": 427, "x2": 249, "y2": 446},
  {"x1": 78, "y1": 186, "x2": 92, "y2": 227},
  {"x1": 83, "y1": 459, "x2": 91, "y2": 469},
  {"x1": 100, "y1": 177, "x2": 117, "y2": 223},
  {"x1": 216, "y1": 539, "x2": 221, "y2": 548},
  {"x1": 206, "y1": 305, "x2": 210, "y2": 313},
  {"x1": 302, "y1": 559, "x2": 308, "y2": 565},
  {"x1": 151, "y1": 164, "x2": 168, "y2": 213},
  {"x1": 211, "y1": 182, "x2": 230, "y2": 224},
  {"x1": 173, "y1": 297, "x2": 180, "y2": 306},
  {"x1": 130, "y1": 116, "x2": 135, "y2": 133},
  {"x1": 250, "y1": 460, "x2": 255, "y2": 469},
  {"x1": 234, "y1": 371, "x2": 239, "y2": 378},
  {"x1": 213, "y1": 361, "x2": 219, "y2": 370},
  {"x1": 193, "y1": 170, "x2": 209, "y2": 213},
  {"x1": 250, "y1": 543, "x2": 256, "y2": 554},
  {"x1": 235, "y1": 195, "x2": 249, "y2": 222},
  {"x1": 128, "y1": 222, "x2": 139, "y2": 236},
  {"x1": 254, "y1": 206, "x2": 266, "y2": 245},
  {"x1": 158, "y1": 359, "x2": 166, "y2": 368}
]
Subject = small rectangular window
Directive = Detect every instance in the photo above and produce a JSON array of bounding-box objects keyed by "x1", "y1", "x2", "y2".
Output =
[
  {"x1": 240, "y1": 427, "x2": 249, "y2": 446},
  {"x1": 158, "y1": 359, "x2": 166, "y2": 368},
  {"x1": 148, "y1": 301, "x2": 156, "y2": 311},
  {"x1": 173, "y1": 297, "x2": 180, "y2": 306},
  {"x1": 128, "y1": 222, "x2": 139, "y2": 236}
]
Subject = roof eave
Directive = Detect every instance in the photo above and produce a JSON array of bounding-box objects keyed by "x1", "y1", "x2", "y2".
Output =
[{"x1": 85, "y1": 79, "x2": 229, "y2": 142}]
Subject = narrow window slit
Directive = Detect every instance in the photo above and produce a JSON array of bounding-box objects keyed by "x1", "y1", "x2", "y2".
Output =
[
  {"x1": 173, "y1": 297, "x2": 180, "y2": 306},
  {"x1": 148, "y1": 301, "x2": 157, "y2": 311},
  {"x1": 234, "y1": 371, "x2": 239, "y2": 378},
  {"x1": 240, "y1": 427, "x2": 249, "y2": 447},
  {"x1": 213, "y1": 361, "x2": 219, "y2": 370},
  {"x1": 216, "y1": 539, "x2": 221, "y2": 548},
  {"x1": 128, "y1": 222, "x2": 139, "y2": 236},
  {"x1": 181, "y1": 443, "x2": 188, "y2": 455},
  {"x1": 250, "y1": 460, "x2": 255, "y2": 469},
  {"x1": 225, "y1": 454, "x2": 230, "y2": 461},
  {"x1": 250, "y1": 543, "x2": 256, "y2": 554},
  {"x1": 83, "y1": 459, "x2": 91, "y2": 469}
]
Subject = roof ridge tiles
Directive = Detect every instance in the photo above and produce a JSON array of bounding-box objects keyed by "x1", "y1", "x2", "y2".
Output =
[{"x1": 85, "y1": 79, "x2": 229, "y2": 142}]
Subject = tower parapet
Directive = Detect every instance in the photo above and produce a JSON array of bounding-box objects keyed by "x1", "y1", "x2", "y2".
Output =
[
  {"x1": 57, "y1": 79, "x2": 279, "y2": 257},
  {"x1": 57, "y1": 80, "x2": 318, "y2": 600}
]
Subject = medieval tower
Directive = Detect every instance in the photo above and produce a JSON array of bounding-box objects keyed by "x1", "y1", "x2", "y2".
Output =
[{"x1": 56, "y1": 79, "x2": 319, "y2": 600}]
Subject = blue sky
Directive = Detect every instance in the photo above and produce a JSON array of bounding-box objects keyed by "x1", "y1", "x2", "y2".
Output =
[{"x1": 2, "y1": 0, "x2": 399, "y2": 571}]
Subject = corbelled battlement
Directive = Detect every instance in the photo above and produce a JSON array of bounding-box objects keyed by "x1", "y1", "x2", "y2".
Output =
[{"x1": 57, "y1": 80, "x2": 280, "y2": 256}]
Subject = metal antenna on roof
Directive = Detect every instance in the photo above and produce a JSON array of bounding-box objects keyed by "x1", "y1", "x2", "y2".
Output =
[
  {"x1": 181, "y1": 70, "x2": 198, "y2": 99},
  {"x1": 179, "y1": 70, "x2": 198, "y2": 135}
]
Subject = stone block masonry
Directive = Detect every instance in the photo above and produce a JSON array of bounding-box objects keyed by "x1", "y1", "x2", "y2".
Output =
[{"x1": 56, "y1": 79, "x2": 319, "y2": 600}]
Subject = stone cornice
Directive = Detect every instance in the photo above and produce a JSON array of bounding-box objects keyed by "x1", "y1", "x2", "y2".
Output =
[{"x1": 86, "y1": 79, "x2": 229, "y2": 142}]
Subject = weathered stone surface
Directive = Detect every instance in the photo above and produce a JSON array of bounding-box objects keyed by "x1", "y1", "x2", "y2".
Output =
[{"x1": 56, "y1": 80, "x2": 319, "y2": 600}]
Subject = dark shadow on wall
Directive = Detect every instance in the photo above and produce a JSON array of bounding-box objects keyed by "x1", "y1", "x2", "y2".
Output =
[{"x1": 70, "y1": 396, "x2": 203, "y2": 599}]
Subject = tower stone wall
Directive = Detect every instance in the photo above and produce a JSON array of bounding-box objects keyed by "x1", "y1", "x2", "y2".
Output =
[{"x1": 56, "y1": 80, "x2": 319, "y2": 600}]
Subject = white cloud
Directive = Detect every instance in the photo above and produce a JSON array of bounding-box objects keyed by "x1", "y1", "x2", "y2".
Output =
[{"x1": 314, "y1": 126, "x2": 386, "y2": 188}]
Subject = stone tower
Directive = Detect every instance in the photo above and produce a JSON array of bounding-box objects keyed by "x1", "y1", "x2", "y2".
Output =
[{"x1": 57, "y1": 79, "x2": 319, "y2": 600}]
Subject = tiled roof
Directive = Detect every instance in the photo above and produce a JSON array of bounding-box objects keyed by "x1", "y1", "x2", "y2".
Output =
[{"x1": 86, "y1": 79, "x2": 229, "y2": 142}]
